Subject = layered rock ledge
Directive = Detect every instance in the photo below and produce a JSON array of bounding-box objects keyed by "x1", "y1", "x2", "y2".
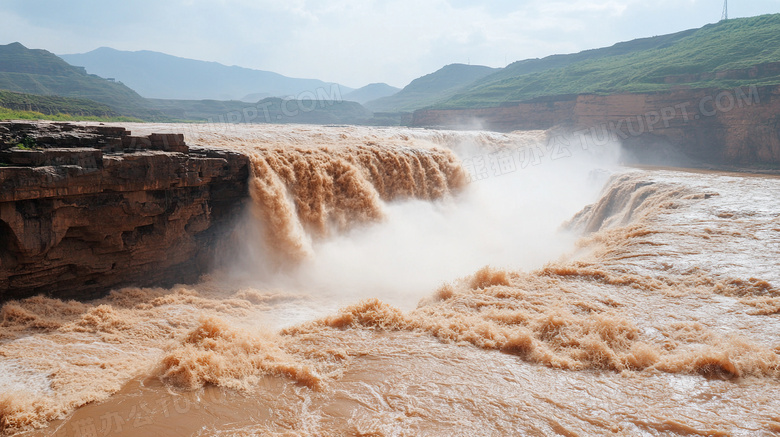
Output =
[
  {"x1": 0, "y1": 122, "x2": 249, "y2": 301},
  {"x1": 412, "y1": 85, "x2": 780, "y2": 168}
]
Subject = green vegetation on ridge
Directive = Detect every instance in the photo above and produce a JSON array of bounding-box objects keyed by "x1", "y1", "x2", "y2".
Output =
[
  {"x1": 5, "y1": 14, "x2": 780, "y2": 123},
  {"x1": 439, "y1": 14, "x2": 780, "y2": 108},
  {"x1": 0, "y1": 91, "x2": 142, "y2": 122},
  {"x1": 0, "y1": 42, "x2": 168, "y2": 120},
  {"x1": 0, "y1": 43, "x2": 371, "y2": 124},
  {"x1": 0, "y1": 90, "x2": 116, "y2": 116},
  {"x1": 0, "y1": 107, "x2": 142, "y2": 123},
  {"x1": 148, "y1": 97, "x2": 373, "y2": 125},
  {"x1": 365, "y1": 64, "x2": 498, "y2": 113}
]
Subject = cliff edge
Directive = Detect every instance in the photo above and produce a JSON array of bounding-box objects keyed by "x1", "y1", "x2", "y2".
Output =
[
  {"x1": 0, "y1": 122, "x2": 249, "y2": 301},
  {"x1": 412, "y1": 85, "x2": 780, "y2": 168}
]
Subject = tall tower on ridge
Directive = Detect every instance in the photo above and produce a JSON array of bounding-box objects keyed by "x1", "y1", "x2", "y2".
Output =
[{"x1": 721, "y1": 0, "x2": 728, "y2": 21}]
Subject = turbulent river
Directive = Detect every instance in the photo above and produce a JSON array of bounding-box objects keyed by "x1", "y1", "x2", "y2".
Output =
[{"x1": 1, "y1": 124, "x2": 779, "y2": 436}]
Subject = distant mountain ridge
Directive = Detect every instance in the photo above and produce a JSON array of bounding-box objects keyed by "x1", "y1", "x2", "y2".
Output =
[
  {"x1": 343, "y1": 83, "x2": 400, "y2": 105},
  {"x1": 440, "y1": 14, "x2": 780, "y2": 108},
  {"x1": 0, "y1": 42, "x2": 372, "y2": 124},
  {"x1": 6, "y1": 14, "x2": 780, "y2": 125},
  {"x1": 0, "y1": 42, "x2": 165, "y2": 119},
  {"x1": 364, "y1": 64, "x2": 498, "y2": 112},
  {"x1": 59, "y1": 47, "x2": 354, "y2": 101}
]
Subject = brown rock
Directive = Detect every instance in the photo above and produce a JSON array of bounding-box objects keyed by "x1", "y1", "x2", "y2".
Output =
[
  {"x1": 0, "y1": 122, "x2": 249, "y2": 302},
  {"x1": 412, "y1": 85, "x2": 780, "y2": 167}
]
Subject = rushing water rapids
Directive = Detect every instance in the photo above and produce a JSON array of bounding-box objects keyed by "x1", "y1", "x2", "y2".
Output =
[{"x1": 1, "y1": 124, "x2": 780, "y2": 436}]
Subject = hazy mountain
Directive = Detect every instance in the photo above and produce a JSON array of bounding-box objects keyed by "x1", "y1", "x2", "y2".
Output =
[
  {"x1": 342, "y1": 83, "x2": 400, "y2": 104},
  {"x1": 0, "y1": 42, "x2": 165, "y2": 120},
  {"x1": 59, "y1": 47, "x2": 354, "y2": 101},
  {"x1": 441, "y1": 14, "x2": 780, "y2": 108},
  {"x1": 239, "y1": 92, "x2": 272, "y2": 103},
  {"x1": 364, "y1": 64, "x2": 498, "y2": 113}
]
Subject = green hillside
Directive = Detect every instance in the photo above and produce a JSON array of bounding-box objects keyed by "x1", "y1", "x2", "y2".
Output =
[
  {"x1": 0, "y1": 90, "x2": 115, "y2": 116},
  {"x1": 440, "y1": 14, "x2": 780, "y2": 108},
  {"x1": 0, "y1": 107, "x2": 142, "y2": 123},
  {"x1": 0, "y1": 42, "x2": 367, "y2": 123},
  {"x1": 0, "y1": 42, "x2": 167, "y2": 120},
  {"x1": 365, "y1": 64, "x2": 498, "y2": 112},
  {"x1": 0, "y1": 90, "x2": 143, "y2": 122},
  {"x1": 471, "y1": 29, "x2": 696, "y2": 88},
  {"x1": 149, "y1": 97, "x2": 373, "y2": 124}
]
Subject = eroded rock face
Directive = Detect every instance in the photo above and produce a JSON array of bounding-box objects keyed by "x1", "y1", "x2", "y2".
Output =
[
  {"x1": 412, "y1": 85, "x2": 780, "y2": 167},
  {"x1": 0, "y1": 122, "x2": 249, "y2": 301}
]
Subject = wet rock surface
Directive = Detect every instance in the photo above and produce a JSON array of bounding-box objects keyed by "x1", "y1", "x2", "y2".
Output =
[{"x1": 0, "y1": 122, "x2": 249, "y2": 301}]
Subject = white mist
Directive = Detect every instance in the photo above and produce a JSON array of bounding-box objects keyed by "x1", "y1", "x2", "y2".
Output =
[{"x1": 223, "y1": 128, "x2": 621, "y2": 321}]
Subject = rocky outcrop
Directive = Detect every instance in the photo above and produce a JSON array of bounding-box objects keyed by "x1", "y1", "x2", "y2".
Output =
[
  {"x1": 0, "y1": 122, "x2": 249, "y2": 301},
  {"x1": 412, "y1": 85, "x2": 780, "y2": 167}
]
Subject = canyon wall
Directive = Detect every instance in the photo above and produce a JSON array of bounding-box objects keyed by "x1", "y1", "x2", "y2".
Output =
[
  {"x1": 412, "y1": 85, "x2": 780, "y2": 167},
  {"x1": 0, "y1": 122, "x2": 249, "y2": 301}
]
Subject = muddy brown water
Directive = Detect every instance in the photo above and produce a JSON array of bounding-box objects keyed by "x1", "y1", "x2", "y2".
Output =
[{"x1": 2, "y1": 125, "x2": 779, "y2": 436}]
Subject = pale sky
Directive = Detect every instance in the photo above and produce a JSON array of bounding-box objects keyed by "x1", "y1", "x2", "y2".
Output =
[{"x1": 1, "y1": 1, "x2": 778, "y2": 88}]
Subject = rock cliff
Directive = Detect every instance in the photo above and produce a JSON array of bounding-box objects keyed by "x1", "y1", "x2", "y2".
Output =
[
  {"x1": 0, "y1": 122, "x2": 249, "y2": 301},
  {"x1": 412, "y1": 85, "x2": 780, "y2": 167}
]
